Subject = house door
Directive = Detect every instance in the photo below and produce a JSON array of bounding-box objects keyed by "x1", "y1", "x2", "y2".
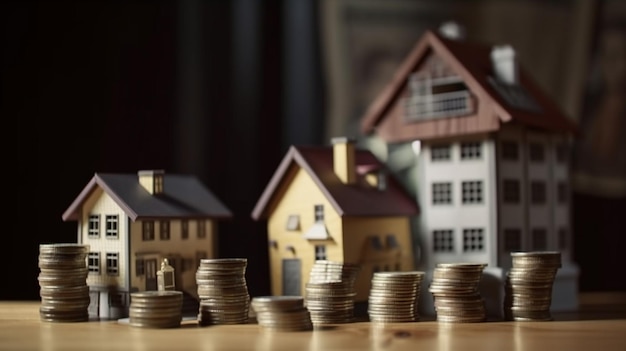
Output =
[
  {"x1": 282, "y1": 259, "x2": 301, "y2": 296},
  {"x1": 88, "y1": 291, "x2": 99, "y2": 317},
  {"x1": 145, "y1": 259, "x2": 158, "y2": 291}
]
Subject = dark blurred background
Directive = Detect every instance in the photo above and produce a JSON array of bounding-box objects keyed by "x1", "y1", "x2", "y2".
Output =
[{"x1": 4, "y1": 0, "x2": 625, "y2": 300}]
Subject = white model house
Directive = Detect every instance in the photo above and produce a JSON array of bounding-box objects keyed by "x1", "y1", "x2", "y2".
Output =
[
  {"x1": 62, "y1": 170, "x2": 232, "y2": 319},
  {"x1": 359, "y1": 28, "x2": 579, "y2": 314}
]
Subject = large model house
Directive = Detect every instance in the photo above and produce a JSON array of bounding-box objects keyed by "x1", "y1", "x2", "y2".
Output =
[
  {"x1": 251, "y1": 138, "x2": 419, "y2": 302},
  {"x1": 359, "y1": 28, "x2": 579, "y2": 312},
  {"x1": 62, "y1": 170, "x2": 232, "y2": 319}
]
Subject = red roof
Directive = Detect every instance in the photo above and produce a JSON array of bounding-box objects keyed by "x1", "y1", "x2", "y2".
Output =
[
  {"x1": 251, "y1": 145, "x2": 419, "y2": 220},
  {"x1": 360, "y1": 30, "x2": 578, "y2": 136}
]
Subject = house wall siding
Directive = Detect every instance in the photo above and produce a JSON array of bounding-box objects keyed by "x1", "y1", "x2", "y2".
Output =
[
  {"x1": 130, "y1": 218, "x2": 216, "y2": 298},
  {"x1": 80, "y1": 189, "x2": 128, "y2": 290},
  {"x1": 496, "y1": 124, "x2": 572, "y2": 269},
  {"x1": 418, "y1": 135, "x2": 496, "y2": 270},
  {"x1": 266, "y1": 167, "x2": 344, "y2": 297},
  {"x1": 343, "y1": 216, "x2": 415, "y2": 301}
]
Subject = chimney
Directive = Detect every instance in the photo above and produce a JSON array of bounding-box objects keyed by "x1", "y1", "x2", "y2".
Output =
[
  {"x1": 138, "y1": 169, "x2": 165, "y2": 195},
  {"x1": 331, "y1": 137, "x2": 356, "y2": 185},
  {"x1": 491, "y1": 45, "x2": 518, "y2": 85}
]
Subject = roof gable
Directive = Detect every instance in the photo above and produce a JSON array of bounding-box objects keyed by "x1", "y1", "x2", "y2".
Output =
[
  {"x1": 251, "y1": 145, "x2": 419, "y2": 220},
  {"x1": 62, "y1": 173, "x2": 233, "y2": 222},
  {"x1": 360, "y1": 30, "x2": 577, "y2": 137}
]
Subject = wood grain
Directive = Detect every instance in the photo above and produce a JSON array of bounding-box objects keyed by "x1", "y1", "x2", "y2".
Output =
[{"x1": 1, "y1": 292, "x2": 625, "y2": 351}]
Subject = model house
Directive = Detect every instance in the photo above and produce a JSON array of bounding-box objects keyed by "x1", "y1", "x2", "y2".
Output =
[
  {"x1": 359, "y1": 28, "x2": 579, "y2": 312},
  {"x1": 251, "y1": 138, "x2": 419, "y2": 302},
  {"x1": 62, "y1": 170, "x2": 232, "y2": 319}
]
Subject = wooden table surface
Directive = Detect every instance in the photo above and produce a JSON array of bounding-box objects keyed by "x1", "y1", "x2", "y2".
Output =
[{"x1": 1, "y1": 292, "x2": 626, "y2": 351}]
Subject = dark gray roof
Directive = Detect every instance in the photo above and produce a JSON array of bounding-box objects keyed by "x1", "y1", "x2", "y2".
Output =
[{"x1": 62, "y1": 173, "x2": 233, "y2": 221}]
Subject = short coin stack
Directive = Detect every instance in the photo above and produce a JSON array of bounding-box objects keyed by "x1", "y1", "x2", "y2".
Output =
[
  {"x1": 196, "y1": 258, "x2": 250, "y2": 326},
  {"x1": 368, "y1": 271, "x2": 425, "y2": 323},
  {"x1": 38, "y1": 243, "x2": 90, "y2": 322},
  {"x1": 504, "y1": 251, "x2": 562, "y2": 321},
  {"x1": 429, "y1": 262, "x2": 487, "y2": 323},
  {"x1": 304, "y1": 260, "x2": 360, "y2": 326},
  {"x1": 251, "y1": 296, "x2": 313, "y2": 332},
  {"x1": 129, "y1": 291, "x2": 183, "y2": 328}
]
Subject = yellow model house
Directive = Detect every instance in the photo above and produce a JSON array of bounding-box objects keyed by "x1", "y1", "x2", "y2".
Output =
[
  {"x1": 251, "y1": 138, "x2": 419, "y2": 302},
  {"x1": 62, "y1": 170, "x2": 232, "y2": 319}
]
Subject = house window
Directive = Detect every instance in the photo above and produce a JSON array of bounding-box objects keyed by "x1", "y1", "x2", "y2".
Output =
[
  {"x1": 106, "y1": 253, "x2": 119, "y2": 275},
  {"x1": 386, "y1": 235, "x2": 399, "y2": 249},
  {"x1": 196, "y1": 251, "x2": 207, "y2": 267},
  {"x1": 556, "y1": 143, "x2": 569, "y2": 164},
  {"x1": 557, "y1": 181, "x2": 568, "y2": 204},
  {"x1": 105, "y1": 215, "x2": 118, "y2": 239},
  {"x1": 182, "y1": 258, "x2": 194, "y2": 272},
  {"x1": 432, "y1": 182, "x2": 452, "y2": 204},
  {"x1": 314, "y1": 205, "x2": 324, "y2": 222},
  {"x1": 88, "y1": 215, "x2": 100, "y2": 238},
  {"x1": 460, "y1": 142, "x2": 481, "y2": 160},
  {"x1": 558, "y1": 227, "x2": 568, "y2": 250},
  {"x1": 142, "y1": 221, "x2": 154, "y2": 241},
  {"x1": 181, "y1": 220, "x2": 189, "y2": 240},
  {"x1": 160, "y1": 221, "x2": 170, "y2": 240},
  {"x1": 314, "y1": 245, "x2": 326, "y2": 261},
  {"x1": 463, "y1": 228, "x2": 484, "y2": 252},
  {"x1": 286, "y1": 215, "x2": 300, "y2": 231},
  {"x1": 431, "y1": 144, "x2": 451, "y2": 161},
  {"x1": 503, "y1": 229, "x2": 522, "y2": 252},
  {"x1": 370, "y1": 236, "x2": 384, "y2": 250},
  {"x1": 532, "y1": 228, "x2": 547, "y2": 250},
  {"x1": 530, "y1": 181, "x2": 546, "y2": 204},
  {"x1": 501, "y1": 141, "x2": 519, "y2": 161},
  {"x1": 462, "y1": 181, "x2": 483, "y2": 204},
  {"x1": 88, "y1": 252, "x2": 100, "y2": 274},
  {"x1": 529, "y1": 143, "x2": 545, "y2": 162},
  {"x1": 154, "y1": 175, "x2": 164, "y2": 194},
  {"x1": 109, "y1": 293, "x2": 125, "y2": 308},
  {"x1": 433, "y1": 229, "x2": 454, "y2": 252},
  {"x1": 136, "y1": 258, "x2": 144, "y2": 276},
  {"x1": 502, "y1": 179, "x2": 520, "y2": 203},
  {"x1": 198, "y1": 220, "x2": 206, "y2": 239}
]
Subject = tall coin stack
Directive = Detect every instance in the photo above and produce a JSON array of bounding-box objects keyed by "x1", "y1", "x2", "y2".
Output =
[
  {"x1": 504, "y1": 251, "x2": 561, "y2": 321},
  {"x1": 196, "y1": 258, "x2": 250, "y2": 326},
  {"x1": 429, "y1": 263, "x2": 487, "y2": 323},
  {"x1": 304, "y1": 260, "x2": 360, "y2": 326},
  {"x1": 368, "y1": 271, "x2": 425, "y2": 323},
  {"x1": 129, "y1": 291, "x2": 183, "y2": 328},
  {"x1": 251, "y1": 296, "x2": 313, "y2": 332},
  {"x1": 38, "y1": 243, "x2": 90, "y2": 322}
]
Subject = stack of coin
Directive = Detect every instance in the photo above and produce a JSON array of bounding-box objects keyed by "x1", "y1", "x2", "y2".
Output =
[
  {"x1": 38, "y1": 243, "x2": 90, "y2": 322},
  {"x1": 504, "y1": 251, "x2": 561, "y2": 321},
  {"x1": 129, "y1": 291, "x2": 183, "y2": 328},
  {"x1": 251, "y1": 296, "x2": 313, "y2": 332},
  {"x1": 196, "y1": 258, "x2": 250, "y2": 326},
  {"x1": 429, "y1": 262, "x2": 487, "y2": 323},
  {"x1": 305, "y1": 260, "x2": 360, "y2": 325},
  {"x1": 309, "y1": 260, "x2": 360, "y2": 287},
  {"x1": 368, "y1": 271, "x2": 425, "y2": 323}
]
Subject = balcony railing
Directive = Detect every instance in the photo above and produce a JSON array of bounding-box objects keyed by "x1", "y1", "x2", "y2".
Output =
[{"x1": 404, "y1": 90, "x2": 474, "y2": 121}]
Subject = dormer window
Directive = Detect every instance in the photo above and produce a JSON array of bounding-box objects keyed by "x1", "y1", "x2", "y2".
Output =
[
  {"x1": 364, "y1": 170, "x2": 387, "y2": 191},
  {"x1": 405, "y1": 71, "x2": 474, "y2": 121},
  {"x1": 154, "y1": 174, "x2": 163, "y2": 194}
]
